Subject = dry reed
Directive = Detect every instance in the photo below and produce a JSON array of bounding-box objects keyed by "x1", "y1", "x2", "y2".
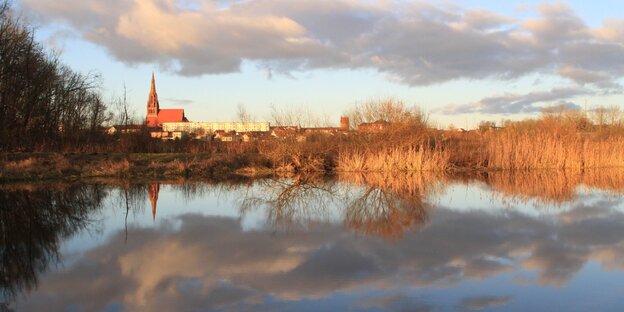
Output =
[
  {"x1": 336, "y1": 146, "x2": 450, "y2": 172},
  {"x1": 485, "y1": 127, "x2": 624, "y2": 170}
]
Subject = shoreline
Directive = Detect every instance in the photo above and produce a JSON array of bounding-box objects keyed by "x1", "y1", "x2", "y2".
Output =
[
  {"x1": 2, "y1": 152, "x2": 623, "y2": 183},
  {"x1": 0, "y1": 152, "x2": 275, "y2": 183}
]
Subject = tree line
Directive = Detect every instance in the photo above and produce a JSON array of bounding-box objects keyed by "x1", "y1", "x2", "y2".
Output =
[{"x1": 0, "y1": 2, "x2": 109, "y2": 151}]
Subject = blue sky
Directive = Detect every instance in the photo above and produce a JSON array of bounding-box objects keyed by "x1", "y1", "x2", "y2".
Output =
[{"x1": 17, "y1": 0, "x2": 624, "y2": 128}]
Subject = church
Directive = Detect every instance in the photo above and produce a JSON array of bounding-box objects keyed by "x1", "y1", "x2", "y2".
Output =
[{"x1": 145, "y1": 73, "x2": 188, "y2": 127}]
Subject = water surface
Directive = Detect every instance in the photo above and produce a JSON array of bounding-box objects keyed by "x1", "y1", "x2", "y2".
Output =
[{"x1": 3, "y1": 171, "x2": 624, "y2": 311}]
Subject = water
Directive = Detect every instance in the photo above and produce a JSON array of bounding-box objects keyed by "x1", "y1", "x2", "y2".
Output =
[{"x1": 3, "y1": 171, "x2": 624, "y2": 311}]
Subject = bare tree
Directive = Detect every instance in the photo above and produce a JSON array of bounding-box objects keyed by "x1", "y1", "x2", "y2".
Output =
[
  {"x1": 269, "y1": 104, "x2": 329, "y2": 127},
  {"x1": 236, "y1": 103, "x2": 253, "y2": 122},
  {"x1": 113, "y1": 83, "x2": 135, "y2": 127},
  {"x1": 0, "y1": 1, "x2": 111, "y2": 150},
  {"x1": 346, "y1": 98, "x2": 429, "y2": 128}
]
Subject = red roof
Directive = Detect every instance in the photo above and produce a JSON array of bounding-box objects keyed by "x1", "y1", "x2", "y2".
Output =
[{"x1": 157, "y1": 109, "x2": 187, "y2": 124}]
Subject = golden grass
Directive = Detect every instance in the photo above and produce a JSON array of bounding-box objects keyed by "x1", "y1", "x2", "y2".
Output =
[
  {"x1": 336, "y1": 146, "x2": 450, "y2": 172},
  {"x1": 485, "y1": 128, "x2": 624, "y2": 170},
  {"x1": 87, "y1": 159, "x2": 131, "y2": 177}
]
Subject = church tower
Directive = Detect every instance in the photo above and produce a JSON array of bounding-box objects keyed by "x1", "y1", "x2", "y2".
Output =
[{"x1": 146, "y1": 72, "x2": 160, "y2": 127}]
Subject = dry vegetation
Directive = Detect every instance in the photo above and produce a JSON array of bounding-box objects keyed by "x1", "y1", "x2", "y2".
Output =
[
  {"x1": 0, "y1": 153, "x2": 272, "y2": 181},
  {"x1": 483, "y1": 110, "x2": 624, "y2": 170},
  {"x1": 337, "y1": 147, "x2": 450, "y2": 172}
]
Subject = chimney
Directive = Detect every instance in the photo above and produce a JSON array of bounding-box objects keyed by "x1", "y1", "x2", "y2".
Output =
[{"x1": 340, "y1": 116, "x2": 349, "y2": 130}]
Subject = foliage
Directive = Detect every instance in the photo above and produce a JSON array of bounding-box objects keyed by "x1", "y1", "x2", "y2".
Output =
[{"x1": 0, "y1": 2, "x2": 110, "y2": 151}]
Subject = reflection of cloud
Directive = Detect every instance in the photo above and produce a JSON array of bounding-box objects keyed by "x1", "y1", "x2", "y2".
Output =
[
  {"x1": 357, "y1": 293, "x2": 433, "y2": 312},
  {"x1": 559, "y1": 205, "x2": 611, "y2": 224},
  {"x1": 459, "y1": 295, "x2": 512, "y2": 310},
  {"x1": 16, "y1": 192, "x2": 624, "y2": 310}
]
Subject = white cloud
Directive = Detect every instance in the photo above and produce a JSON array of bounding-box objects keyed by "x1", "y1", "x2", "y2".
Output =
[
  {"x1": 439, "y1": 87, "x2": 589, "y2": 114},
  {"x1": 18, "y1": 0, "x2": 624, "y2": 112}
]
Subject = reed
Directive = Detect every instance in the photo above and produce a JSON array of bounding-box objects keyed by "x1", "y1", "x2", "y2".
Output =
[
  {"x1": 336, "y1": 146, "x2": 450, "y2": 172},
  {"x1": 485, "y1": 127, "x2": 624, "y2": 170}
]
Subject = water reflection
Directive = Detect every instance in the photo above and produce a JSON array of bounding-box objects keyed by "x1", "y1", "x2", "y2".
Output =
[
  {"x1": 340, "y1": 173, "x2": 440, "y2": 240},
  {"x1": 240, "y1": 174, "x2": 338, "y2": 230},
  {"x1": 0, "y1": 183, "x2": 106, "y2": 301},
  {"x1": 4, "y1": 170, "x2": 624, "y2": 311},
  {"x1": 482, "y1": 169, "x2": 624, "y2": 205}
]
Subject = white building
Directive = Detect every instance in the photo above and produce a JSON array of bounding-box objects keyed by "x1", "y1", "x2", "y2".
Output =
[{"x1": 162, "y1": 121, "x2": 270, "y2": 134}]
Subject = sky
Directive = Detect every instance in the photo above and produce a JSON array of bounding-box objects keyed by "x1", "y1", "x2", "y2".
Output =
[{"x1": 15, "y1": 0, "x2": 624, "y2": 128}]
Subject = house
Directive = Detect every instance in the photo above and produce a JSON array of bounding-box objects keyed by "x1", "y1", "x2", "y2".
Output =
[
  {"x1": 358, "y1": 120, "x2": 389, "y2": 133},
  {"x1": 214, "y1": 130, "x2": 241, "y2": 142},
  {"x1": 270, "y1": 126, "x2": 300, "y2": 139},
  {"x1": 242, "y1": 131, "x2": 270, "y2": 142},
  {"x1": 302, "y1": 127, "x2": 343, "y2": 135},
  {"x1": 106, "y1": 124, "x2": 145, "y2": 135}
]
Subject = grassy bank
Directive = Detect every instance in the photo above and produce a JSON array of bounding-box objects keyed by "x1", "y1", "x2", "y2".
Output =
[{"x1": 0, "y1": 153, "x2": 273, "y2": 182}]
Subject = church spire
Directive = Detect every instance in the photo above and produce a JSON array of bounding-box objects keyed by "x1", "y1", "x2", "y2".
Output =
[
  {"x1": 146, "y1": 72, "x2": 160, "y2": 127},
  {"x1": 150, "y1": 72, "x2": 156, "y2": 96}
]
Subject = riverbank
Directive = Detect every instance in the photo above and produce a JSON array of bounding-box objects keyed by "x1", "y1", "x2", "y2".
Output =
[
  {"x1": 4, "y1": 144, "x2": 624, "y2": 182},
  {"x1": 0, "y1": 153, "x2": 274, "y2": 182}
]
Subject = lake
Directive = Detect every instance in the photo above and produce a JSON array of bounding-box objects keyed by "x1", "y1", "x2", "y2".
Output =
[{"x1": 3, "y1": 171, "x2": 624, "y2": 311}]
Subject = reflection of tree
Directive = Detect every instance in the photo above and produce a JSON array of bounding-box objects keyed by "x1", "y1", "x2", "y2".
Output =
[
  {"x1": 341, "y1": 173, "x2": 436, "y2": 240},
  {"x1": 114, "y1": 183, "x2": 148, "y2": 243},
  {"x1": 240, "y1": 174, "x2": 338, "y2": 230},
  {"x1": 240, "y1": 172, "x2": 443, "y2": 239},
  {"x1": 0, "y1": 184, "x2": 107, "y2": 301},
  {"x1": 344, "y1": 187, "x2": 428, "y2": 240}
]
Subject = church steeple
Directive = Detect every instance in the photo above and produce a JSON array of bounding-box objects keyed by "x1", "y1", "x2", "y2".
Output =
[{"x1": 146, "y1": 72, "x2": 160, "y2": 127}]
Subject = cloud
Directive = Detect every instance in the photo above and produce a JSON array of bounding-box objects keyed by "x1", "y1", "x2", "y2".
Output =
[
  {"x1": 161, "y1": 97, "x2": 193, "y2": 106},
  {"x1": 459, "y1": 295, "x2": 512, "y2": 310},
  {"x1": 439, "y1": 87, "x2": 588, "y2": 114},
  {"x1": 356, "y1": 293, "x2": 433, "y2": 312},
  {"x1": 17, "y1": 0, "x2": 624, "y2": 93}
]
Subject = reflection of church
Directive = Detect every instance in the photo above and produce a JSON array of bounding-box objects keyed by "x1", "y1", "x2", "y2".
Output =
[{"x1": 148, "y1": 183, "x2": 160, "y2": 220}]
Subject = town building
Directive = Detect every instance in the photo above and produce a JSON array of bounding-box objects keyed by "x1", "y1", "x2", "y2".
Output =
[
  {"x1": 106, "y1": 124, "x2": 145, "y2": 135},
  {"x1": 358, "y1": 120, "x2": 389, "y2": 132},
  {"x1": 162, "y1": 121, "x2": 270, "y2": 134}
]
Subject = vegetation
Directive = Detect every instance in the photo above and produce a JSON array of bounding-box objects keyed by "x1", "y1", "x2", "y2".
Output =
[
  {"x1": 2, "y1": 1, "x2": 624, "y2": 179},
  {"x1": 0, "y1": 2, "x2": 110, "y2": 151},
  {"x1": 0, "y1": 152, "x2": 272, "y2": 182},
  {"x1": 482, "y1": 108, "x2": 624, "y2": 170}
]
